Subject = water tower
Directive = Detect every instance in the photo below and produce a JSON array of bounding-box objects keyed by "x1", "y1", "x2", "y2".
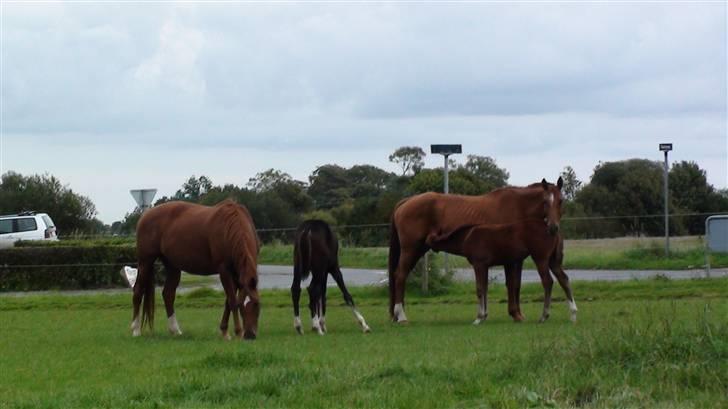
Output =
[{"x1": 130, "y1": 189, "x2": 157, "y2": 212}]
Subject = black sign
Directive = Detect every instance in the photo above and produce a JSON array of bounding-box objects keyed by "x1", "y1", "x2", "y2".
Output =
[
  {"x1": 659, "y1": 143, "x2": 673, "y2": 152},
  {"x1": 430, "y1": 144, "x2": 462, "y2": 155}
]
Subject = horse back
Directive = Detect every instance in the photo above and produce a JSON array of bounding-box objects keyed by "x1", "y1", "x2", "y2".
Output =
[{"x1": 294, "y1": 220, "x2": 338, "y2": 275}]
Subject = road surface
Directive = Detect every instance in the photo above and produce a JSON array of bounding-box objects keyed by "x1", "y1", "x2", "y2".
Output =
[{"x1": 1, "y1": 265, "x2": 725, "y2": 297}]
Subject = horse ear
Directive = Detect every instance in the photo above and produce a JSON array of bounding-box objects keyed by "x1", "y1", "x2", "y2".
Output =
[
  {"x1": 557, "y1": 176, "x2": 564, "y2": 190},
  {"x1": 541, "y1": 178, "x2": 548, "y2": 190}
]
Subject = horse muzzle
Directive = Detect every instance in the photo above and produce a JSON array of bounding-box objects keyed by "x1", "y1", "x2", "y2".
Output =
[
  {"x1": 243, "y1": 330, "x2": 257, "y2": 340},
  {"x1": 548, "y1": 224, "x2": 560, "y2": 235}
]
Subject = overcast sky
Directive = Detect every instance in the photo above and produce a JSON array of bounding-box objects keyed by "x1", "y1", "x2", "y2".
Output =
[{"x1": 1, "y1": 2, "x2": 726, "y2": 224}]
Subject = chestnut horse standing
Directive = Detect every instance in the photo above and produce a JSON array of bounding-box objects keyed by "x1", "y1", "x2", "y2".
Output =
[
  {"x1": 426, "y1": 218, "x2": 577, "y2": 324},
  {"x1": 131, "y1": 200, "x2": 261, "y2": 340},
  {"x1": 388, "y1": 178, "x2": 563, "y2": 323}
]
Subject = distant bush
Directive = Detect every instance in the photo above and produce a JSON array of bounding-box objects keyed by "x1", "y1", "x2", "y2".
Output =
[
  {"x1": 408, "y1": 251, "x2": 454, "y2": 296},
  {"x1": 0, "y1": 245, "x2": 161, "y2": 291}
]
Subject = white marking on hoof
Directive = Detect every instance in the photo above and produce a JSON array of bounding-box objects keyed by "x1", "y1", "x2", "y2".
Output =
[
  {"x1": 243, "y1": 296, "x2": 251, "y2": 307},
  {"x1": 353, "y1": 309, "x2": 371, "y2": 333},
  {"x1": 311, "y1": 315, "x2": 324, "y2": 335},
  {"x1": 568, "y1": 299, "x2": 578, "y2": 323},
  {"x1": 130, "y1": 317, "x2": 141, "y2": 337},
  {"x1": 167, "y1": 313, "x2": 182, "y2": 335},
  {"x1": 319, "y1": 316, "x2": 327, "y2": 333},
  {"x1": 393, "y1": 303, "x2": 408, "y2": 323},
  {"x1": 294, "y1": 316, "x2": 303, "y2": 335},
  {"x1": 473, "y1": 318, "x2": 482, "y2": 325}
]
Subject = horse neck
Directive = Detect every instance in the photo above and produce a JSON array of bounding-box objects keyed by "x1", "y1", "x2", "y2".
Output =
[{"x1": 485, "y1": 187, "x2": 544, "y2": 220}]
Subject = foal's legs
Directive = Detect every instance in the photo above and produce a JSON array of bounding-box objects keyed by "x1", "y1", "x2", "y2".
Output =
[
  {"x1": 291, "y1": 268, "x2": 304, "y2": 334},
  {"x1": 472, "y1": 263, "x2": 489, "y2": 325},
  {"x1": 504, "y1": 262, "x2": 525, "y2": 322},
  {"x1": 307, "y1": 273, "x2": 325, "y2": 335},
  {"x1": 162, "y1": 265, "x2": 183, "y2": 335},
  {"x1": 319, "y1": 279, "x2": 328, "y2": 333},
  {"x1": 330, "y1": 266, "x2": 371, "y2": 332},
  {"x1": 550, "y1": 263, "x2": 577, "y2": 323},
  {"x1": 535, "y1": 259, "x2": 554, "y2": 323}
]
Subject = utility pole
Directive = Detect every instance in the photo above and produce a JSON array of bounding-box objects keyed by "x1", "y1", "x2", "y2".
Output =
[
  {"x1": 430, "y1": 144, "x2": 462, "y2": 275},
  {"x1": 659, "y1": 143, "x2": 672, "y2": 256}
]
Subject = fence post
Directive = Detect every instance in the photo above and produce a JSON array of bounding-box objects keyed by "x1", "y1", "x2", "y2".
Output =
[{"x1": 422, "y1": 251, "x2": 429, "y2": 294}]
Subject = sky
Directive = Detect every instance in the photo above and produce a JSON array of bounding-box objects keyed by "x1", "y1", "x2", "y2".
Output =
[{"x1": 1, "y1": 2, "x2": 726, "y2": 224}]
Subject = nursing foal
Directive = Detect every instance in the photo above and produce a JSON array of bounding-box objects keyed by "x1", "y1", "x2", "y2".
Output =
[
  {"x1": 427, "y1": 219, "x2": 577, "y2": 324},
  {"x1": 292, "y1": 220, "x2": 370, "y2": 335}
]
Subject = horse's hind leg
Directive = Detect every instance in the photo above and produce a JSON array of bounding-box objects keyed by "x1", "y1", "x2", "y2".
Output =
[
  {"x1": 162, "y1": 265, "x2": 182, "y2": 335},
  {"x1": 320, "y1": 279, "x2": 328, "y2": 333},
  {"x1": 307, "y1": 273, "x2": 325, "y2": 335},
  {"x1": 472, "y1": 263, "x2": 489, "y2": 325},
  {"x1": 550, "y1": 263, "x2": 577, "y2": 323},
  {"x1": 393, "y1": 247, "x2": 426, "y2": 323},
  {"x1": 504, "y1": 262, "x2": 525, "y2": 322},
  {"x1": 331, "y1": 267, "x2": 370, "y2": 333},
  {"x1": 535, "y1": 259, "x2": 554, "y2": 323},
  {"x1": 291, "y1": 269, "x2": 304, "y2": 335}
]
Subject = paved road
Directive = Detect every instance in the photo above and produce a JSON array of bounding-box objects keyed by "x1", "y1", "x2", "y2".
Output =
[{"x1": 1, "y1": 265, "x2": 725, "y2": 297}]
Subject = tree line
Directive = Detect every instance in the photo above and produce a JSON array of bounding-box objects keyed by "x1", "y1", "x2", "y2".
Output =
[{"x1": 2, "y1": 146, "x2": 726, "y2": 242}]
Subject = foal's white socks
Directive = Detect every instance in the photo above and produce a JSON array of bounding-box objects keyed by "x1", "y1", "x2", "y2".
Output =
[
  {"x1": 168, "y1": 313, "x2": 183, "y2": 335},
  {"x1": 311, "y1": 315, "x2": 325, "y2": 335},
  {"x1": 568, "y1": 299, "x2": 578, "y2": 323},
  {"x1": 130, "y1": 316, "x2": 141, "y2": 337},
  {"x1": 473, "y1": 296, "x2": 488, "y2": 325},
  {"x1": 393, "y1": 303, "x2": 408, "y2": 323},
  {"x1": 352, "y1": 309, "x2": 371, "y2": 333}
]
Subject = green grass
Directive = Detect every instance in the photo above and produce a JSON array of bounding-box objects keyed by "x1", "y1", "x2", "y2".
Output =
[{"x1": 1, "y1": 278, "x2": 727, "y2": 408}]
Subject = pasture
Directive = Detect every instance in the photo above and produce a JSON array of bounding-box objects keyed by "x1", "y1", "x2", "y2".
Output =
[{"x1": 1, "y1": 278, "x2": 727, "y2": 408}]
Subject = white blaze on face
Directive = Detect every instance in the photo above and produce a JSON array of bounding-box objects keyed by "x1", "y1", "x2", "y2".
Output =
[
  {"x1": 167, "y1": 313, "x2": 182, "y2": 335},
  {"x1": 548, "y1": 193, "x2": 554, "y2": 204},
  {"x1": 243, "y1": 296, "x2": 251, "y2": 307},
  {"x1": 393, "y1": 303, "x2": 408, "y2": 322}
]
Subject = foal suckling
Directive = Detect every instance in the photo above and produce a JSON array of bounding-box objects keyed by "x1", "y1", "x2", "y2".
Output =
[{"x1": 427, "y1": 219, "x2": 577, "y2": 324}]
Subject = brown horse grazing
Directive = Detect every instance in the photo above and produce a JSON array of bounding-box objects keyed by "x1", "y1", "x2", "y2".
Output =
[
  {"x1": 426, "y1": 218, "x2": 577, "y2": 325},
  {"x1": 292, "y1": 220, "x2": 370, "y2": 335},
  {"x1": 131, "y1": 200, "x2": 261, "y2": 340},
  {"x1": 388, "y1": 177, "x2": 564, "y2": 323}
]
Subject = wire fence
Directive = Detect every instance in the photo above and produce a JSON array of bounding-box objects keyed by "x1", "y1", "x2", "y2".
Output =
[{"x1": 54, "y1": 212, "x2": 728, "y2": 246}]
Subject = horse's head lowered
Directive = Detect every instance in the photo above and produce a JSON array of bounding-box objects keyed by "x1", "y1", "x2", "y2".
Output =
[{"x1": 541, "y1": 177, "x2": 564, "y2": 235}]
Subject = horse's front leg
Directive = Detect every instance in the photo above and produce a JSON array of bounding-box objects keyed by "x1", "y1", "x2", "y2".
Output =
[
  {"x1": 219, "y1": 271, "x2": 241, "y2": 340},
  {"x1": 472, "y1": 262, "x2": 489, "y2": 325},
  {"x1": 535, "y1": 260, "x2": 554, "y2": 323},
  {"x1": 504, "y1": 262, "x2": 525, "y2": 322}
]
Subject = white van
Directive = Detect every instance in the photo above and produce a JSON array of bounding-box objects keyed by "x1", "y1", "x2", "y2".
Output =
[{"x1": 0, "y1": 212, "x2": 58, "y2": 248}]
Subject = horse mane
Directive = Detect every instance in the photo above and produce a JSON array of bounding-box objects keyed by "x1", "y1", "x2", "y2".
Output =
[{"x1": 216, "y1": 200, "x2": 256, "y2": 277}]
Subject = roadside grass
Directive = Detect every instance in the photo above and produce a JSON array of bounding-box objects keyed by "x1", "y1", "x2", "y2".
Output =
[{"x1": 1, "y1": 278, "x2": 726, "y2": 408}]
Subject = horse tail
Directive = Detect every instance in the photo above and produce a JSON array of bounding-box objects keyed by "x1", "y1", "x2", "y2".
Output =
[
  {"x1": 140, "y1": 264, "x2": 155, "y2": 330},
  {"x1": 296, "y1": 227, "x2": 312, "y2": 281}
]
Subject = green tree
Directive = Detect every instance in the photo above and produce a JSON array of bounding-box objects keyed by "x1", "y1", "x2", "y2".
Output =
[
  {"x1": 308, "y1": 165, "x2": 351, "y2": 209},
  {"x1": 174, "y1": 175, "x2": 213, "y2": 202},
  {"x1": 462, "y1": 155, "x2": 509, "y2": 191},
  {"x1": 559, "y1": 166, "x2": 582, "y2": 201},
  {"x1": 389, "y1": 146, "x2": 426, "y2": 176},
  {"x1": 668, "y1": 161, "x2": 728, "y2": 233},
  {"x1": 0, "y1": 171, "x2": 99, "y2": 234}
]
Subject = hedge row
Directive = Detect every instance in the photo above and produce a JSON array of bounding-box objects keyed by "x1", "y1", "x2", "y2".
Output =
[{"x1": 0, "y1": 245, "x2": 162, "y2": 292}]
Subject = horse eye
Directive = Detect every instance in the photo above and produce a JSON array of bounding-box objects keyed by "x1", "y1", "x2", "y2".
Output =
[{"x1": 249, "y1": 277, "x2": 257, "y2": 290}]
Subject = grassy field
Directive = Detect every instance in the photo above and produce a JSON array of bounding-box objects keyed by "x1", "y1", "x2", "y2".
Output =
[
  {"x1": 1, "y1": 278, "x2": 727, "y2": 408},
  {"x1": 260, "y1": 235, "x2": 728, "y2": 270}
]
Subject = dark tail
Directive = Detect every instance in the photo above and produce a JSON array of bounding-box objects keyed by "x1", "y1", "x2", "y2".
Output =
[
  {"x1": 296, "y1": 229, "x2": 312, "y2": 281},
  {"x1": 140, "y1": 265, "x2": 155, "y2": 330},
  {"x1": 388, "y1": 217, "x2": 400, "y2": 318}
]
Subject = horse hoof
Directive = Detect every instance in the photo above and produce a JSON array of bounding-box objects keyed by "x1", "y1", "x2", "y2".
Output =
[
  {"x1": 362, "y1": 325, "x2": 371, "y2": 333},
  {"x1": 169, "y1": 328, "x2": 183, "y2": 336},
  {"x1": 472, "y1": 319, "x2": 482, "y2": 326},
  {"x1": 243, "y1": 331, "x2": 257, "y2": 341},
  {"x1": 132, "y1": 329, "x2": 141, "y2": 337},
  {"x1": 395, "y1": 319, "x2": 409, "y2": 325},
  {"x1": 570, "y1": 314, "x2": 577, "y2": 324},
  {"x1": 295, "y1": 326, "x2": 304, "y2": 335}
]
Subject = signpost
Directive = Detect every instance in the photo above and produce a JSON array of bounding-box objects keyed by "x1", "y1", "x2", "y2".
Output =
[
  {"x1": 659, "y1": 143, "x2": 672, "y2": 256},
  {"x1": 430, "y1": 144, "x2": 462, "y2": 284},
  {"x1": 130, "y1": 189, "x2": 157, "y2": 212}
]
